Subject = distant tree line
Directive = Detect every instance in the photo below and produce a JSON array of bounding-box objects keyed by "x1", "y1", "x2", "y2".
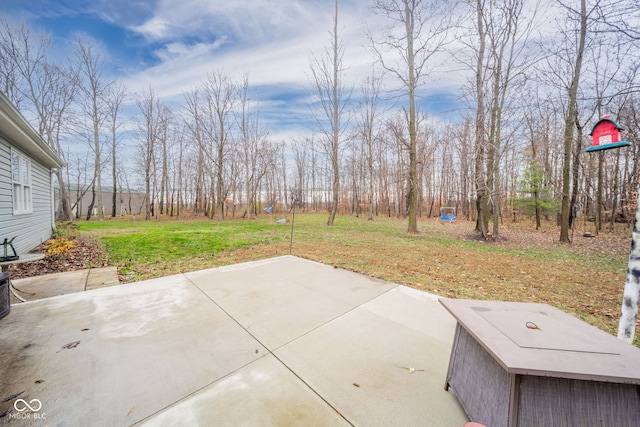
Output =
[{"x1": 0, "y1": 0, "x2": 639, "y2": 242}]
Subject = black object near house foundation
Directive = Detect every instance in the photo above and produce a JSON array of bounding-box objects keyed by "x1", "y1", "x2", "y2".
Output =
[
  {"x1": 1, "y1": 237, "x2": 18, "y2": 262},
  {"x1": 0, "y1": 272, "x2": 10, "y2": 319}
]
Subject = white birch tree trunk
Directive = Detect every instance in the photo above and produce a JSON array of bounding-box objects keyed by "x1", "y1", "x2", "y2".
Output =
[{"x1": 618, "y1": 183, "x2": 640, "y2": 343}]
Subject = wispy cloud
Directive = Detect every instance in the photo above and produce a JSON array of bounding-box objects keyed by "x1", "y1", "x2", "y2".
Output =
[
  {"x1": 1, "y1": 0, "x2": 468, "y2": 137},
  {"x1": 123, "y1": 1, "x2": 379, "y2": 95},
  {"x1": 129, "y1": 0, "x2": 331, "y2": 44},
  {"x1": 152, "y1": 39, "x2": 228, "y2": 62}
]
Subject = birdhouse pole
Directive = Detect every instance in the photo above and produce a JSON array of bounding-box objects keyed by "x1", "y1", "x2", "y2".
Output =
[{"x1": 586, "y1": 115, "x2": 636, "y2": 343}]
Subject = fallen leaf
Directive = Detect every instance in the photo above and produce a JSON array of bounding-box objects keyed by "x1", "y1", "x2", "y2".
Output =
[{"x1": 57, "y1": 341, "x2": 81, "y2": 353}]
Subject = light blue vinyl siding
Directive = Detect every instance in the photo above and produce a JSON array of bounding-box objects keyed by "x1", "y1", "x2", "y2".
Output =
[{"x1": 0, "y1": 137, "x2": 54, "y2": 254}]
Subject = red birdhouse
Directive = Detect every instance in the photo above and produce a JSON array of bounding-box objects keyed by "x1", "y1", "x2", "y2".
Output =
[{"x1": 586, "y1": 115, "x2": 631, "y2": 152}]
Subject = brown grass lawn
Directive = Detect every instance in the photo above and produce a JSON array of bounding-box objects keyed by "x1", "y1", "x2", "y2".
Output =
[{"x1": 210, "y1": 215, "x2": 633, "y2": 343}]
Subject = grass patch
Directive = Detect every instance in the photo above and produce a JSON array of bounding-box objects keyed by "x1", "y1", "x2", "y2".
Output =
[{"x1": 76, "y1": 218, "x2": 289, "y2": 279}]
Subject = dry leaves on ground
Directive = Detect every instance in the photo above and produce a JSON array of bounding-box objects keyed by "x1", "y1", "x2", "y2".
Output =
[{"x1": 7, "y1": 236, "x2": 108, "y2": 279}]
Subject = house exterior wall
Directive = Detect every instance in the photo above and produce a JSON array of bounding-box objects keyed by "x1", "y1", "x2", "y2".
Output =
[{"x1": 0, "y1": 137, "x2": 55, "y2": 254}]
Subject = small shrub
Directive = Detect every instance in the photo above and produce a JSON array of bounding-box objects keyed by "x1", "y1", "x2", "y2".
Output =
[
  {"x1": 43, "y1": 237, "x2": 75, "y2": 258},
  {"x1": 53, "y1": 222, "x2": 79, "y2": 240}
]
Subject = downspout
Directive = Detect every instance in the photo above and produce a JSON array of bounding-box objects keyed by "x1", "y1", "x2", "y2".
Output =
[{"x1": 51, "y1": 168, "x2": 57, "y2": 232}]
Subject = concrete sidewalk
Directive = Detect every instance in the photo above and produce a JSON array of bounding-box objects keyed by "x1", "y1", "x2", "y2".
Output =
[
  {"x1": 9, "y1": 267, "x2": 119, "y2": 303},
  {"x1": 0, "y1": 256, "x2": 468, "y2": 426}
]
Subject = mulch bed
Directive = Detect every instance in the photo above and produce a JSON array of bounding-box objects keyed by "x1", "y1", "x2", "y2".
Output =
[{"x1": 7, "y1": 236, "x2": 109, "y2": 280}]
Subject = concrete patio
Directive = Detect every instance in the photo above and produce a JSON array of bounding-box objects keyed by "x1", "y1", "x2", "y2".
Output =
[
  {"x1": 0, "y1": 256, "x2": 468, "y2": 426},
  {"x1": 8, "y1": 267, "x2": 120, "y2": 303}
]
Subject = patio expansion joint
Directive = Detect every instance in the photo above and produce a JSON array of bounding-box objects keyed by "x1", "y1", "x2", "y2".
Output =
[
  {"x1": 131, "y1": 273, "x2": 358, "y2": 426},
  {"x1": 172, "y1": 273, "x2": 401, "y2": 427},
  {"x1": 274, "y1": 282, "x2": 401, "y2": 351},
  {"x1": 132, "y1": 274, "x2": 277, "y2": 425},
  {"x1": 265, "y1": 352, "x2": 356, "y2": 426}
]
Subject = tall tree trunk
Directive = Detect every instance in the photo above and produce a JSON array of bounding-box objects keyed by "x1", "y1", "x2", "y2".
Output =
[
  {"x1": 86, "y1": 182, "x2": 96, "y2": 220},
  {"x1": 474, "y1": 0, "x2": 488, "y2": 238},
  {"x1": 327, "y1": 0, "x2": 341, "y2": 226},
  {"x1": 111, "y1": 135, "x2": 117, "y2": 218},
  {"x1": 309, "y1": 0, "x2": 346, "y2": 226},
  {"x1": 145, "y1": 171, "x2": 151, "y2": 221},
  {"x1": 490, "y1": 86, "x2": 504, "y2": 238},
  {"x1": 56, "y1": 170, "x2": 72, "y2": 221},
  {"x1": 177, "y1": 134, "x2": 183, "y2": 218},
  {"x1": 569, "y1": 112, "x2": 583, "y2": 230},
  {"x1": 93, "y1": 107, "x2": 103, "y2": 220},
  {"x1": 245, "y1": 151, "x2": 252, "y2": 219},
  {"x1": 159, "y1": 122, "x2": 167, "y2": 216},
  {"x1": 560, "y1": 0, "x2": 587, "y2": 243},
  {"x1": 217, "y1": 144, "x2": 224, "y2": 221},
  {"x1": 405, "y1": 1, "x2": 418, "y2": 233},
  {"x1": 368, "y1": 145, "x2": 374, "y2": 221}
]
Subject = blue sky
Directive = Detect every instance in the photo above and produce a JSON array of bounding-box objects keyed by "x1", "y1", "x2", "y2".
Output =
[{"x1": 0, "y1": 0, "x2": 466, "y2": 141}]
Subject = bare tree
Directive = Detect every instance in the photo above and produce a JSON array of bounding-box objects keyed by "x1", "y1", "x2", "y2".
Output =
[
  {"x1": 237, "y1": 75, "x2": 270, "y2": 219},
  {"x1": 356, "y1": 72, "x2": 384, "y2": 221},
  {"x1": 0, "y1": 19, "x2": 26, "y2": 108},
  {"x1": 370, "y1": 0, "x2": 457, "y2": 233},
  {"x1": 174, "y1": 124, "x2": 187, "y2": 217},
  {"x1": 202, "y1": 72, "x2": 236, "y2": 220},
  {"x1": 105, "y1": 82, "x2": 127, "y2": 217},
  {"x1": 594, "y1": 0, "x2": 640, "y2": 42},
  {"x1": 157, "y1": 106, "x2": 171, "y2": 216},
  {"x1": 0, "y1": 19, "x2": 77, "y2": 221},
  {"x1": 473, "y1": 0, "x2": 489, "y2": 237},
  {"x1": 135, "y1": 87, "x2": 162, "y2": 221},
  {"x1": 0, "y1": 19, "x2": 49, "y2": 112},
  {"x1": 485, "y1": 0, "x2": 539, "y2": 237},
  {"x1": 448, "y1": 118, "x2": 474, "y2": 220},
  {"x1": 559, "y1": 0, "x2": 590, "y2": 242},
  {"x1": 74, "y1": 35, "x2": 112, "y2": 220},
  {"x1": 68, "y1": 151, "x2": 92, "y2": 219},
  {"x1": 183, "y1": 88, "x2": 206, "y2": 216},
  {"x1": 309, "y1": 0, "x2": 350, "y2": 226},
  {"x1": 291, "y1": 137, "x2": 312, "y2": 213}
]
